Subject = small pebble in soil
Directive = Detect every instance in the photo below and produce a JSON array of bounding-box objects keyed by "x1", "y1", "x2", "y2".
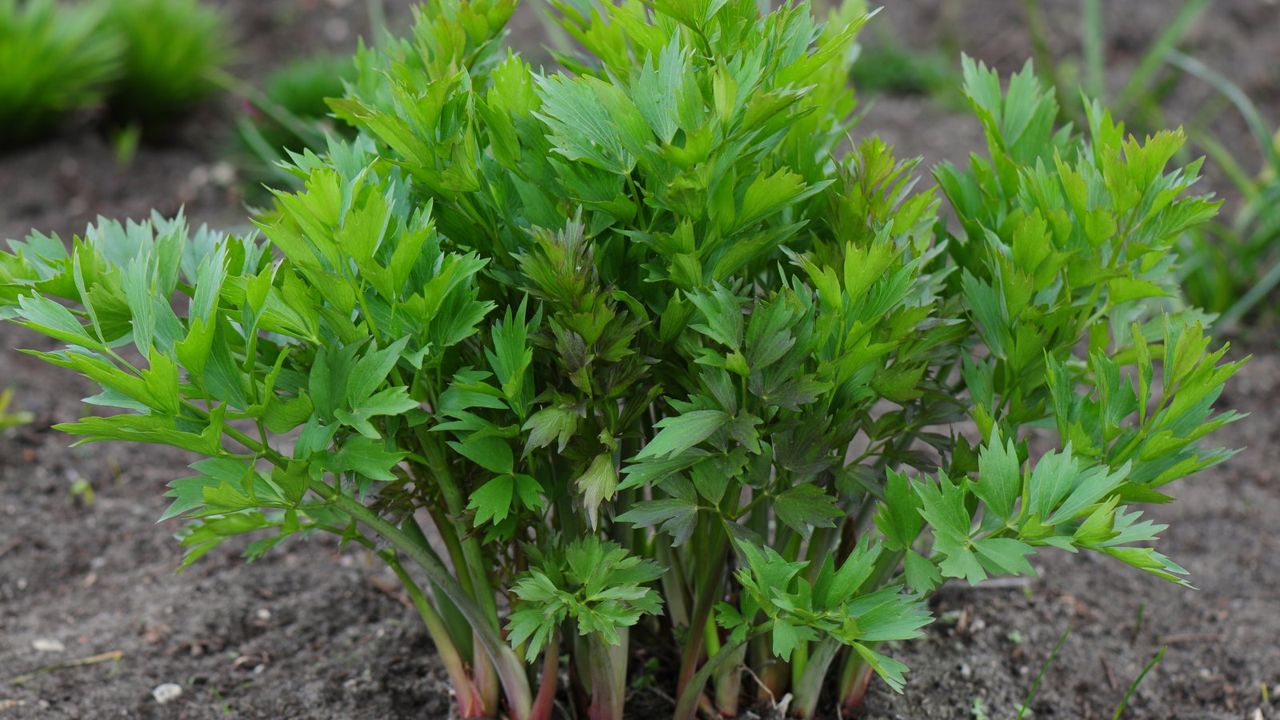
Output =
[
  {"x1": 31, "y1": 638, "x2": 64, "y2": 653},
  {"x1": 324, "y1": 18, "x2": 349, "y2": 41},
  {"x1": 210, "y1": 162, "x2": 235, "y2": 187},
  {"x1": 152, "y1": 683, "x2": 183, "y2": 704}
]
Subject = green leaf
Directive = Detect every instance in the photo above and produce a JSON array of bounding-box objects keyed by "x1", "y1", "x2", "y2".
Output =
[
  {"x1": 16, "y1": 294, "x2": 101, "y2": 350},
  {"x1": 903, "y1": 550, "x2": 941, "y2": 594},
  {"x1": 975, "y1": 430, "x2": 1021, "y2": 523},
  {"x1": 324, "y1": 436, "x2": 405, "y2": 482},
  {"x1": 874, "y1": 469, "x2": 924, "y2": 550},
  {"x1": 449, "y1": 436, "x2": 515, "y2": 475},
  {"x1": 522, "y1": 404, "x2": 578, "y2": 455},
  {"x1": 635, "y1": 409, "x2": 726, "y2": 460},
  {"x1": 470, "y1": 475, "x2": 515, "y2": 526},
  {"x1": 616, "y1": 495, "x2": 699, "y2": 546},
  {"x1": 576, "y1": 453, "x2": 618, "y2": 529},
  {"x1": 771, "y1": 619, "x2": 816, "y2": 663},
  {"x1": 775, "y1": 484, "x2": 844, "y2": 539},
  {"x1": 348, "y1": 337, "x2": 410, "y2": 405},
  {"x1": 974, "y1": 537, "x2": 1036, "y2": 577},
  {"x1": 853, "y1": 642, "x2": 911, "y2": 693}
]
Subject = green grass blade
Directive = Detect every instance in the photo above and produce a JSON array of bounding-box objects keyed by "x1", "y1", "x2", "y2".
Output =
[
  {"x1": 1018, "y1": 627, "x2": 1071, "y2": 720},
  {"x1": 1216, "y1": 253, "x2": 1280, "y2": 332},
  {"x1": 1193, "y1": 131, "x2": 1259, "y2": 202},
  {"x1": 1167, "y1": 49, "x2": 1280, "y2": 174},
  {"x1": 1082, "y1": 0, "x2": 1104, "y2": 99},
  {"x1": 1117, "y1": 0, "x2": 1208, "y2": 116},
  {"x1": 1112, "y1": 646, "x2": 1167, "y2": 719}
]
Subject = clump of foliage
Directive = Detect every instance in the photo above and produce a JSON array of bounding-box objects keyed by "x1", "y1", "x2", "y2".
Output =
[
  {"x1": 0, "y1": 0, "x2": 121, "y2": 147},
  {"x1": 233, "y1": 54, "x2": 358, "y2": 193},
  {"x1": 850, "y1": 40, "x2": 957, "y2": 99},
  {"x1": 0, "y1": 2, "x2": 1242, "y2": 719},
  {"x1": 0, "y1": 387, "x2": 32, "y2": 431},
  {"x1": 1168, "y1": 51, "x2": 1280, "y2": 328},
  {"x1": 102, "y1": 0, "x2": 228, "y2": 120}
]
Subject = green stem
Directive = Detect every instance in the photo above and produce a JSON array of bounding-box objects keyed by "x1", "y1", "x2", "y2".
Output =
[
  {"x1": 792, "y1": 638, "x2": 842, "y2": 720},
  {"x1": 418, "y1": 430, "x2": 501, "y2": 627},
  {"x1": 790, "y1": 640, "x2": 810, "y2": 695},
  {"x1": 320, "y1": 485, "x2": 533, "y2": 720},
  {"x1": 530, "y1": 631, "x2": 562, "y2": 720},
  {"x1": 837, "y1": 649, "x2": 874, "y2": 714},
  {"x1": 424, "y1": 503, "x2": 479, "y2": 614},
  {"x1": 384, "y1": 552, "x2": 489, "y2": 717},
  {"x1": 675, "y1": 628, "x2": 767, "y2": 720},
  {"x1": 674, "y1": 528, "x2": 729, "y2": 708},
  {"x1": 658, "y1": 542, "x2": 691, "y2": 628},
  {"x1": 586, "y1": 630, "x2": 629, "y2": 720},
  {"x1": 403, "y1": 514, "x2": 474, "y2": 661},
  {"x1": 712, "y1": 641, "x2": 747, "y2": 716}
]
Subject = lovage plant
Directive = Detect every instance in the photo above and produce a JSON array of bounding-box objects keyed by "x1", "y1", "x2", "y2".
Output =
[{"x1": 0, "y1": 1, "x2": 1242, "y2": 718}]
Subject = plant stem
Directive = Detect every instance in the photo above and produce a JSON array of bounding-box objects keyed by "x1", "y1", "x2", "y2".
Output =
[
  {"x1": 384, "y1": 552, "x2": 489, "y2": 717},
  {"x1": 530, "y1": 631, "x2": 562, "y2": 720},
  {"x1": 417, "y1": 430, "x2": 502, "y2": 628},
  {"x1": 837, "y1": 647, "x2": 873, "y2": 713},
  {"x1": 404, "y1": 513, "x2": 474, "y2": 660},
  {"x1": 674, "y1": 528, "x2": 728, "y2": 709},
  {"x1": 318, "y1": 484, "x2": 534, "y2": 720},
  {"x1": 792, "y1": 638, "x2": 841, "y2": 720},
  {"x1": 713, "y1": 641, "x2": 747, "y2": 716},
  {"x1": 675, "y1": 628, "x2": 766, "y2": 720},
  {"x1": 586, "y1": 630, "x2": 629, "y2": 720}
]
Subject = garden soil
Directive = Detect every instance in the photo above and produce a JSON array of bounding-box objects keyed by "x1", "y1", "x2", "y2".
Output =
[{"x1": 1, "y1": 1, "x2": 1277, "y2": 718}]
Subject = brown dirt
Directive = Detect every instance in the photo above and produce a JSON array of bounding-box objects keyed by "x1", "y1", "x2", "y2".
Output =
[{"x1": 1, "y1": 1, "x2": 1278, "y2": 718}]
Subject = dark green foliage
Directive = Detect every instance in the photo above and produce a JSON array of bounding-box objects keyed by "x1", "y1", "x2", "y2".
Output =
[
  {"x1": 0, "y1": 2, "x2": 1241, "y2": 718},
  {"x1": 103, "y1": 0, "x2": 228, "y2": 119},
  {"x1": 0, "y1": 0, "x2": 121, "y2": 146},
  {"x1": 851, "y1": 41, "x2": 957, "y2": 99}
]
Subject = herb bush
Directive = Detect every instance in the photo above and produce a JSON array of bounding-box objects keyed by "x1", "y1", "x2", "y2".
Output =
[
  {"x1": 0, "y1": 0, "x2": 121, "y2": 147},
  {"x1": 0, "y1": 1, "x2": 1243, "y2": 718},
  {"x1": 102, "y1": 0, "x2": 228, "y2": 120}
]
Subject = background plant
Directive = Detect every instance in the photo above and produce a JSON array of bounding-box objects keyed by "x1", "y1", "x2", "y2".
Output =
[
  {"x1": 0, "y1": 0, "x2": 121, "y2": 147},
  {"x1": 231, "y1": 53, "x2": 359, "y2": 197},
  {"x1": 1021, "y1": 0, "x2": 1208, "y2": 128},
  {"x1": 1167, "y1": 50, "x2": 1280, "y2": 329},
  {"x1": 0, "y1": 2, "x2": 1241, "y2": 719},
  {"x1": 0, "y1": 387, "x2": 32, "y2": 431},
  {"x1": 102, "y1": 0, "x2": 229, "y2": 121}
]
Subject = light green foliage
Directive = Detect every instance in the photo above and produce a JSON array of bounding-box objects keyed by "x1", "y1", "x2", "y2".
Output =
[
  {"x1": 103, "y1": 0, "x2": 228, "y2": 118},
  {"x1": 508, "y1": 537, "x2": 664, "y2": 661},
  {"x1": 0, "y1": 2, "x2": 1241, "y2": 719},
  {"x1": 0, "y1": 0, "x2": 121, "y2": 146}
]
